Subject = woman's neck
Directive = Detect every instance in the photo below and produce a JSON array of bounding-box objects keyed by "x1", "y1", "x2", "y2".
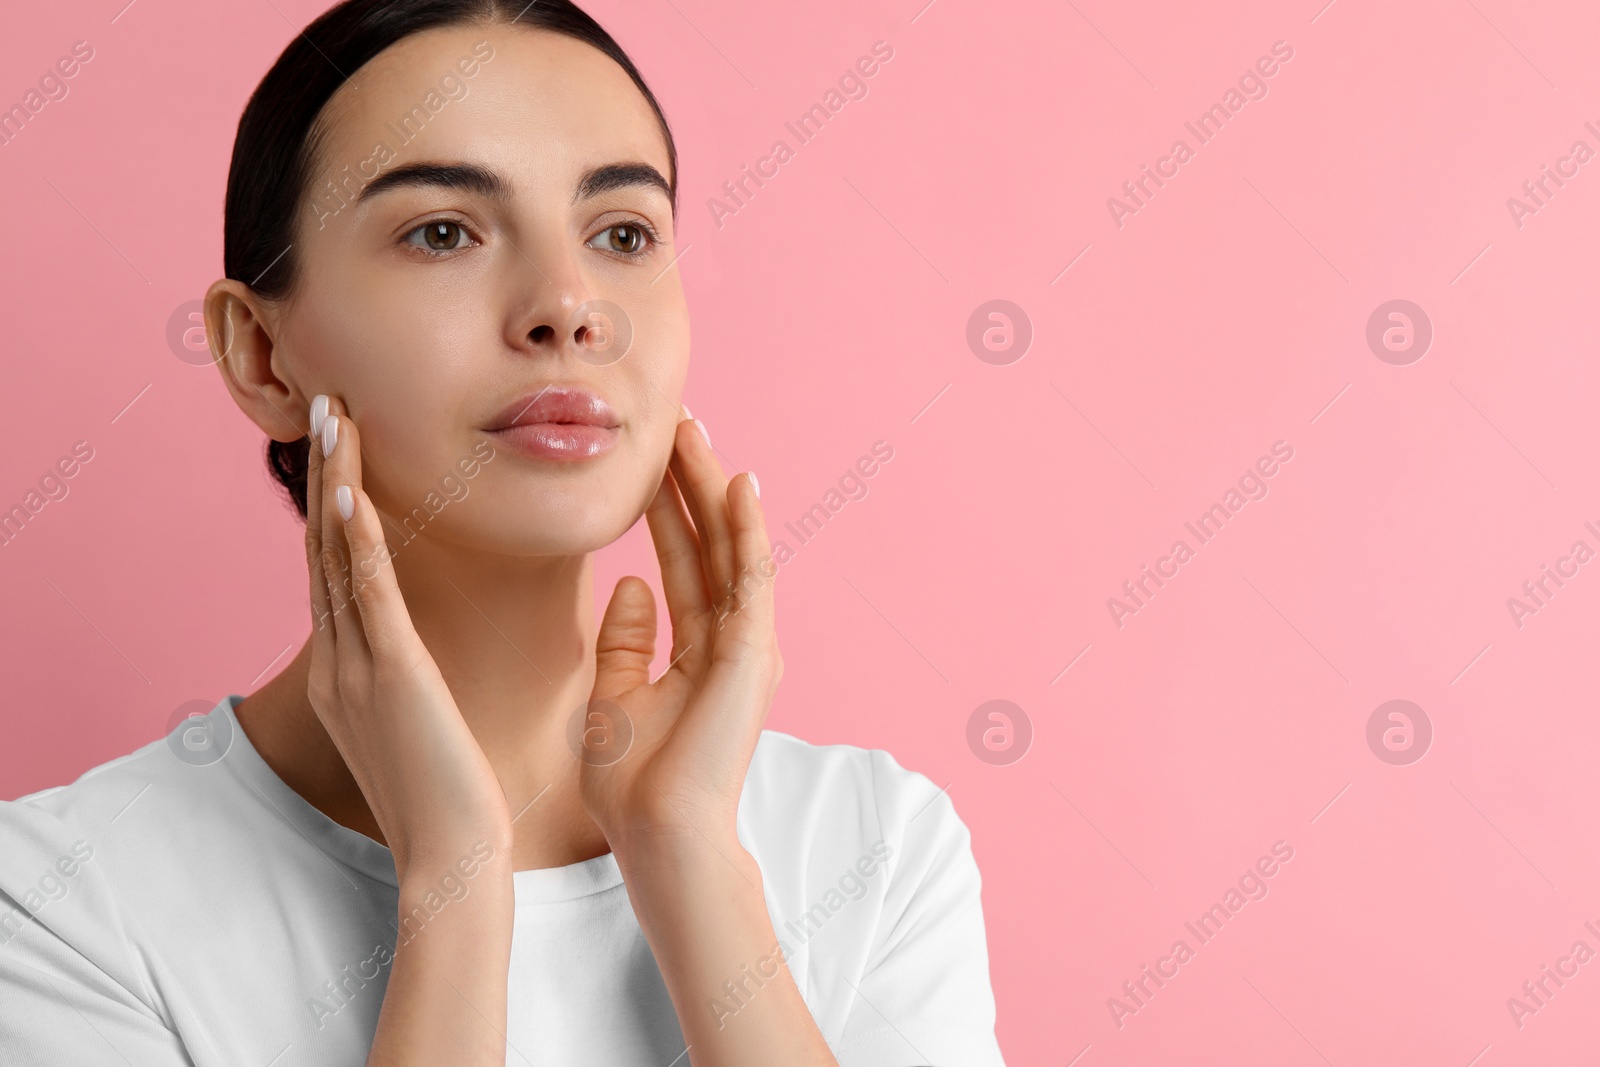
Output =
[{"x1": 235, "y1": 535, "x2": 614, "y2": 872}]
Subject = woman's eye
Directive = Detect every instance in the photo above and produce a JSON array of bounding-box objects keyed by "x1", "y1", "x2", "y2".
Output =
[
  {"x1": 405, "y1": 220, "x2": 473, "y2": 254},
  {"x1": 588, "y1": 224, "x2": 652, "y2": 257}
]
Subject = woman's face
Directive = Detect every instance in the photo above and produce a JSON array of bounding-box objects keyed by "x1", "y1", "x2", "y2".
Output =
[{"x1": 266, "y1": 23, "x2": 687, "y2": 557}]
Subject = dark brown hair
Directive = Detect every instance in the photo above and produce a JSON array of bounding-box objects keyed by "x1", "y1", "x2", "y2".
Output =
[{"x1": 224, "y1": 0, "x2": 678, "y2": 519}]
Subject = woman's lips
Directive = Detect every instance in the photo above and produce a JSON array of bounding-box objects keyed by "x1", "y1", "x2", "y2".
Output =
[
  {"x1": 489, "y1": 422, "x2": 618, "y2": 460},
  {"x1": 482, "y1": 384, "x2": 620, "y2": 460}
]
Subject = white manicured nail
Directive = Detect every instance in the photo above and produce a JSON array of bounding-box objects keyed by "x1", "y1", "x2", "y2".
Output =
[
  {"x1": 680, "y1": 403, "x2": 693, "y2": 421},
  {"x1": 748, "y1": 472, "x2": 760, "y2": 498},
  {"x1": 321, "y1": 415, "x2": 338, "y2": 457},
  {"x1": 336, "y1": 484, "x2": 354, "y2": 521},
  {"x1": 310, "y1": 394, "x2": 329, "y2": 436},
  {"x1": 693, "y1": 418, "x2": 710, "y2": 447}
]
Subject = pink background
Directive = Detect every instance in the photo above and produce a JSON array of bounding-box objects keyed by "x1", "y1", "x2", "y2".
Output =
[{"x1": 4, "y1": 0, "x2": 1599, "y2": 1062}]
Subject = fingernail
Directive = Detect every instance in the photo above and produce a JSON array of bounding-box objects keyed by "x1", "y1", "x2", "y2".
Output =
[
  {"x1": 680, "y1": 403, "x2": 693, "y2": 421},
  {"x1": 748, "y1": 471, "x2": 760, "y2": 498},
  {"x1": 694, "y1": 418, "x2": 710, "y2": 447},
  {"x1": 310, "y1": 394, "x2": 329, "y2": 436},
  {"x1": 336, "y1": 484, "x2": 354, "y2": 521},
  {"x1": 322, "y1": 415, "x2": 338, "y2": 457}
]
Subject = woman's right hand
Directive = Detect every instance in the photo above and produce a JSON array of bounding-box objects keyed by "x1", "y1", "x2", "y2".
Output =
[
  {"x1": 307, "y1": 395, "x2": 516, "y2": 1066},
  {"x1": 304, "y1": 393, "x2": 512, "y2": 879}
]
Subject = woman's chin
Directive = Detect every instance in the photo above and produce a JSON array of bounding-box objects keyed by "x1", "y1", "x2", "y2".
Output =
[{"x1": 391, "y1": 493, "x2": 645, "y2": 560}]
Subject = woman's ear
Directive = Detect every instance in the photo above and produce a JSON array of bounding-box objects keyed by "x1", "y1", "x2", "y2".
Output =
[{"x1": 204, "y1": 278, "x2": 309, "y2": 445}]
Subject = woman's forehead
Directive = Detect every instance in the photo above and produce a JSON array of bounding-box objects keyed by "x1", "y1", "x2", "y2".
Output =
[{"x1": 311, "y1": 24, "x2": 670, "y2": 186}]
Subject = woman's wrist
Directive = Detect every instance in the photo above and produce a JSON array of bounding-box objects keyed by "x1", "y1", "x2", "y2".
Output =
[
  {"x1": 614, "y1": 833, "x2": 839, "y2": 1065},
  {"x1": 612, "y1": 827, "x2": 760, "y2": 931},
  {"x1": 372, "y1": 850, "x2": 515, "y2": 1067},
  {"x1": 395, "y1": 840, "x2": 515, "y2": 915},
  {"x1": 611, "y1": 823, "x2": 754, "y2": 885}
]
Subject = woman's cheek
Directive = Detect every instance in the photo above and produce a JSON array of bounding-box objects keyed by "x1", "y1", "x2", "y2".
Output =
[{"x1": 360, "y1": 409, "x2": 465, "y2": 517}]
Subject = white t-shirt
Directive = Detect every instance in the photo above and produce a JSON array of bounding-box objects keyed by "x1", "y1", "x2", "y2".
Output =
[{"x1": 0, "y1": 694, "x2": 1004, "y2": 1066}]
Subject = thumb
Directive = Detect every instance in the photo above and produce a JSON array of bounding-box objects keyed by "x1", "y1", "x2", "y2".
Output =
[{"x1": 593, "y1": 575, "x2": 657, "y2": 696}]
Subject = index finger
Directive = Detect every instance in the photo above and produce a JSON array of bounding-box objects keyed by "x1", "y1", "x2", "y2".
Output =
[
  {"x1": 667, "y1": 415, "x2": 736, "y2": 603},
  {"x1": 643, "y1": 464, "x2": 714, "y2": 682},
  {"x1": 305, "y1": 394, "x2": 334, "y2": 636}
]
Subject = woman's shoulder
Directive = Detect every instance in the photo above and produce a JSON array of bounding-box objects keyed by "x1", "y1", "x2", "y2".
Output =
[
  {"x1": 0, "y1": 724, "x2": 191, "y2": 898},
  {"x1": 736, "y1": 730, "x2": 1003, "y2": 1064},
  {"x1": 0, "y1": 699, "x2": 333, "y2": 977},
  {"x1": 0, "y1": 731, "x2": 189, "y2": 1032},
  {"x1": 744, "y1": 728, "x2": 958, "y2": 829},
  {"x1": 0, "y1": 707, "x2": 240, "y2": 876},
  {"x1": 0, "y1": 710, "x2": 235, "y2": 873},
  {"x1": 740, "y1": 728, "x2": 978, "y2": 893}
]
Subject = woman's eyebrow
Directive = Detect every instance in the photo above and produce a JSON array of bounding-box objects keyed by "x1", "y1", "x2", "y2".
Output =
[
  {"x1": 574, "y1": 162, "x2": 673, "y2": 203},
  {"x1": 356, "y1": 161, "x2": 510, "y2": 205},
  {"x1": 351, "y1": 159, "x2": 671, "y2": 207}
]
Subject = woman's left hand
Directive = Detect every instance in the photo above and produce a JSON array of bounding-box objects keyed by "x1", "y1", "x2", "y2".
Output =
[
  {"x1": 578, "y1": 411, "x2": 839, "y2": 1065},
  {"x1": 578, "y1": 409, "x2": 779, "y2": 856}
]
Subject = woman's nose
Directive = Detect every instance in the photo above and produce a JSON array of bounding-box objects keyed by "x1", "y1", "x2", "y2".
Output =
[
  {"x1": 510, "y1": 258, "x2": 631, "y2": 367},
  {"x1": 569, "y1": 299, "x2": 632, "y2": 367}
]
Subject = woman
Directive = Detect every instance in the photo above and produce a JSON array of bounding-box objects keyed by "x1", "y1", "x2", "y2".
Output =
[{"x1": 0, "y1": 1, "x2": 1003, "y2": 1063}]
